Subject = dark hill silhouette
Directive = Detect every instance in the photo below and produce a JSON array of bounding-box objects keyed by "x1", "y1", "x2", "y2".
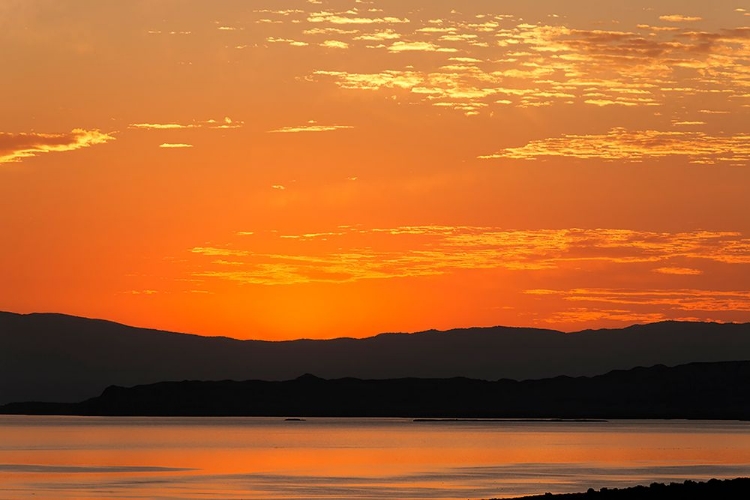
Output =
[
  {"x1": 3, "y1": 361, "x2": 750, "y2": 419},
  {"x1": 2, "y1": 311, "x2": 750, "y2": 404}
]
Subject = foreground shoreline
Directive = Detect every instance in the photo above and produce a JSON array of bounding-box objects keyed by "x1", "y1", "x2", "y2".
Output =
[{"x1": 491, "y1": 478, "x2": 750, "y2": 499}]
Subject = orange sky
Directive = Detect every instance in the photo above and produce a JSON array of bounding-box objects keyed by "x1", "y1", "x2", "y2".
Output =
[{"x1": 1, "y1": 0, "x2": 749, "y2": 339}]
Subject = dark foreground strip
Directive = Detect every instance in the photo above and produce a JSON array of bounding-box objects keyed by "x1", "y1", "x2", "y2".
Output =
[{"x1": 491, "y1": 478, "x2": 750, "y2": 500}]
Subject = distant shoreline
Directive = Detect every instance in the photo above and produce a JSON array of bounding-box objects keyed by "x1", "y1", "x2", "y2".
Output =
[
  {"x1": 2, "y1": 361, "x2": 750, "y2": 419},
  {"x1": 491, "y1": 478, "x2": 750, "y2": 499}
]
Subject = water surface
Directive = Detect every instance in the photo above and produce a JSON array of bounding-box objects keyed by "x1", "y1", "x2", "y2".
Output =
[{"x1": 1, "y1": 417, "x2": 749, "y2": 499}]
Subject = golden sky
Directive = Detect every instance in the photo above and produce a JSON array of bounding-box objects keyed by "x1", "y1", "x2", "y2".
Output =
[{"x1": 1, "y1": 0, "x2": 749, "y2": 339}]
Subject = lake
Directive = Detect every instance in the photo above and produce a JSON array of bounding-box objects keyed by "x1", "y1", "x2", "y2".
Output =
[{"x1": 1, "y1": 417, "x2": 749, "y2": 499}]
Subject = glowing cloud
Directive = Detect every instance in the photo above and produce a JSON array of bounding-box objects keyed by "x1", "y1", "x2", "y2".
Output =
[
  {"x1": 0, "y1": 129, "x2": 114, "y2": 164},
  {"x1": 479, "y1": 128, "x2": 750, "y2": 164},
  {"x1": 654, "y1": 267, "x2": 703, "y2": 275},
  {"x1": 320, "y1": 40, "x2": 350, "y2": 49},
  {"x1": 659, "y1": 15, "x2": 703, "y2": 22},
  {"x1": 129, "y1": 117, "x2": 241, "y2": 130},
  {"x1": 191, "y1": 247, "x2": 249, "y2": 257},
  {"x1": 308, "y1": 12, "x2": 409, "y2": 25},
  {"x1": 185, "y1": 226, "x2": 750, "y2": 286},
  {"x1": 268, "y1": 123, "x2": 354, "y2": 133},
  {"x1": 526, "y1": 288, "x2": 750, "y2": 313},
  {"x1": 387, "y1": 41, "x2": 458, "y2": 52}
]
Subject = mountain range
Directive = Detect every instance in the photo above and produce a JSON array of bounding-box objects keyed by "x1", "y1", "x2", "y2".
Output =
[
  {"x1": 3, "y1": 361, "x2": 749, "y2": 419},
  {"x1": 2, "y1": 311, "x2": 750, "y2": 405}
]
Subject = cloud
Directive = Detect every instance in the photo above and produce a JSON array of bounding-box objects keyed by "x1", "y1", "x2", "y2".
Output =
[
  {"x1": 0, "y1": 129, "x2": 114, "y2": 164},
  {"x1": 320, "y1": 40, "x2": 349, "y2": 49},
  {"x1": 267, "y1": 37, "x2": 309, "y2": 46},
  {"x1": 527, "y1": 288, "x2": 750, "y2": 313},
  {"x1": 387, "y1": 41, "x2": 458, "y2": 53},
  {"x1": 653, "y1": 267, "x2": 703, "y2": 275},
  {"x1": 307, "y1": 12, "x2": 409, "y2": 25},
  {"x1": 354, "y1": 30, "x2": 401, "y2": 41},
  {"x1": 129, "y1": 123, "x2": 194, "y2": 130},
  {"x1": 479, "y1": 128, "x2": 750, "y2": 164},
  {"x1": 540, "y1": 308, "x2": 669, "y2": 325},
  {"x1": 298, "y1": 12, "x2": 750, "y2": 115},
  {"x1": 185, "y1": 226, "x2": 750, "y2": 286},
  {"x1": 159, "y1": 143, "x2": 193, "y2": 148},
  {"x1": 191, "y1": 247, "x2": 249, "y2": 257},
  {"x1": 659, "y1": 15, "x2": 703, "y2": 23},
  {"x1": 268, "y1": 122, "x2": 354, "y2": 133},
  {"x1": 129, "y1": 117, "x2": 241, "y2": 130}
]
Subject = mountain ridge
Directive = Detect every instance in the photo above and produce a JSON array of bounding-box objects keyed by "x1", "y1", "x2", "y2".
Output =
[
  {"x1": 3, "y1": 360, "x2": 750, "y2": 419},
  {"x1": 2, "y1": 310, "x2": 750, "y2": 405}
]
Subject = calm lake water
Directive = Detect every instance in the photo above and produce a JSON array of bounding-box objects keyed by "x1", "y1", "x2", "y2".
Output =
[{"x1": 0, "y1": 417, "x2": 749, "y2": 499}]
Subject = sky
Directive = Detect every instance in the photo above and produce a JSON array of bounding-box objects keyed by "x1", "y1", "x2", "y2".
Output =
[{"x1": 1, "y1": 0, "x2": 750, "y2": 340}]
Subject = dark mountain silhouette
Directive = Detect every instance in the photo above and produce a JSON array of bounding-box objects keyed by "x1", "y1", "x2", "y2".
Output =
[
  {"x1": 3, "y1": 361, "x2": 750, "y2": 419},
  {"x1": 2, "y1": 311, "x2": 750, "y2": 405}
]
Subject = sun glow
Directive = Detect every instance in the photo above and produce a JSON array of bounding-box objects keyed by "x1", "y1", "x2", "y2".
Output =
[{"x1": 1, "y1": 0, "x2": 748, "y2": 339}]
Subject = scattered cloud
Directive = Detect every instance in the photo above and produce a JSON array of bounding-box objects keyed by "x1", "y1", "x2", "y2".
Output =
[
  {"x1": 0, "y1": 129, "x2": 114, "y2": 164},
  {"x1": 147, "y1": 30, "x2": 191, "y2": 35},
  {"x1": 659, "y1": 15, "x2": 703, "y2": 23},
  {"x1": 479, "y1": 128, "x2": 750, "y2": 164},
  {"x1": 272, "y1": 12, "x2": 750, "y2": 116},
  {"x1": 320, "y1": 39, "x2": 350, "y2": 49},
  {"x1": 129, "y1": 117, "x2": 241, "y2": 130},
  {"x1": 191, "y1": 247, "x2": 250, "y2": 257},
  {"x1": 653, "y1": 267, "x2": 703, "y2": 276},
  {"x1": 307, "y1": 12, "x2": 409, "y2": 25},
  {"x1": 354, "y1": 29, "x2": 401, "y2": 41},
  {"x1": 526, "y1": 288, "x2": 750, "y2": 313},
  {"x1": 129, "y1": 123, "x2": 193, "y2": 130},
  {"x1": 539, "y1": 308, "x2": 670, "y2": 325},
  {"x1": 267, "y1": 37, "x2": 309, "y2": 46},
  {"x1": 185, "y1": 226, "x2": 750, "y2": 286},
  {"x1": 159, "y1": 143, "x2": 193, "y2": 148},
  {"x1": 268, "y1": 121, "x2": 354, "y2": 133},
  {"x1": 387, "y1": 41, "x2": 458, "y2": 53}
]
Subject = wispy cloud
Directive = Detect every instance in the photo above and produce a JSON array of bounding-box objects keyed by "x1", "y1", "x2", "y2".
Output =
[
  {"x1": 0, "y1": 129, "x2": 114, "y2": 164},
  {"x1": 272, "y1": 10, "x2": 750, "y2": 117},
  {"x1": 185, "y1": 226, "x2": 750, "y2": 286},
  {"x1": 479, "y1": 128, "x2": 750, "y2": 164},
  {"x1": 320, "y1": 40, "x2": 349, "y2": 49},
  {"x1": 267, "y1": 37, "x2": 309, "y2": 47},
  {"x1": 387, "y1": 41, "x2": 457, "y2": 53},
  {"x1": 268, "y1": 122, "x2": 354, "y2": 133},
  {"x1": 654, "y1": 267, "x2": 703, "y2": 276},
  {"x1": 659, "y1": 15, "x2": 703, "y2": 23},
  {"x1": 307, "y1": 12, "x2": 409, "y2": 25},
  {"x1": 527, "y1": 288, "x2": 750, "y2": 314},
  {"x1": 191, "y1": 247, "x2": 250, "y2": 257},
  {"x1": 159, "y1": 143, "x2": 193, "y2": 148},
  {"x1": 129, "y1": 117, "x2": 241, "y2": 130}
]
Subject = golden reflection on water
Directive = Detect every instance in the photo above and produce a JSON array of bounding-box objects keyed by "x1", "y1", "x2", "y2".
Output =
[{"x1": 1, "y1": 417, "x2": 749, "y2": 499}]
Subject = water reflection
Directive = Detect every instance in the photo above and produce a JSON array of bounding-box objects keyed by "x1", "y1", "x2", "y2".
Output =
[{"x1": 1, "y1": 417, "x2": 749, "y2": 499}]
